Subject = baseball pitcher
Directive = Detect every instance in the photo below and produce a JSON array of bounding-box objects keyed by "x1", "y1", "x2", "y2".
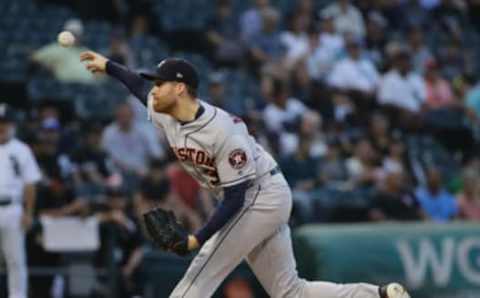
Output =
[{"x1": 80, "y1": 51, "x2": 410, "y2": 298}]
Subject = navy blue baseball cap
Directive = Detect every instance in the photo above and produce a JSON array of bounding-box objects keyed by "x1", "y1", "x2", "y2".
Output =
[{"x1": 140, "y1": 58, "x2": 199, "y2": 89}]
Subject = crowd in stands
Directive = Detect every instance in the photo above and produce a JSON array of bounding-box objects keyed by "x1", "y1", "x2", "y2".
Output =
[{"x1": 4, "y1": 0, "x2": 480, "y2": 297}]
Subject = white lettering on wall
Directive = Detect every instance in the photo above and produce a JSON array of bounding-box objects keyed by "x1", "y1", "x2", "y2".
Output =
[
  {"x1": 396, "y1": 238, "x2": 455, "y2": 288},
  {"x1": 457, "y1": 238, "x2": 480, "y2": 285}
]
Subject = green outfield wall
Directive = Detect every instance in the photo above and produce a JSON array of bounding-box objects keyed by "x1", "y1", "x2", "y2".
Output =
[{"x1": 293, "y1": 222, "x2": 480, "y2": 298}]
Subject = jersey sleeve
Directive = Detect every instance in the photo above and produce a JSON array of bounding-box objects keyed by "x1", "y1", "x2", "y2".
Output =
[
  {"x1": 20, "y1": 145, "x2": 42, "y2": 184},
  {"x1": 106, "y1": 61, "x2": 151, "y2": 105},
  {"x1": 215, "y1": 133, "x2": 256, "y2": 187}
]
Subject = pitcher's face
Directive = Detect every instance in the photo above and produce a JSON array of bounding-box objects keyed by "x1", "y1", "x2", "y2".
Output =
[{"x1": 151, "y1": 81, "x2": 178, "y2": 113}]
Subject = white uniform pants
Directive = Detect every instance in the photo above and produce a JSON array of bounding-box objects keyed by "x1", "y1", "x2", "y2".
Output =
[
  {"x1": 170, "y1": 174, "x2": 380, "y2": 298},
  {"x1": 0, "y1": 205, "x2": 27, "y2": 298}
]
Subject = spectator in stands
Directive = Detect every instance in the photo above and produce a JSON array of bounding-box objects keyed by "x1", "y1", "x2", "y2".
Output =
[
  {"x1": 136, "y1": 159, "x2": 202, "y2": 231},
  {"x1": 207, "y1": 72, "x2": 228, "y2": 111},
  {"x1": 24, "y1": 102, "x2": 78, "y2": 154},
  {"x1": 465, "y1": 76, "x2": 480, "y2": 120},
  {"x1": 262, "y1": 80, "x2": 308, "y2": 156},
  {"x1": 207, "y1": 71, "x2": 244, "y2": 116},
  {"x1": 415, "y1": 167, "x2": 458, "y2": 222},
  {"x1": 305, "y1": 14, "x2": 344, "y2": 83},
  {"x1": 127, "y1": 0, "x2": 153, "y2": 30},
  {"x1": 35, "y1": 118, "x2": 75, "y2": 182},
  {"x1": 298, "y1": 111, "x2": 326, "y2": 158},
  {"x1": 101, "y1": 102, "x2": 163, "y2": 189},
  {"x1": 437, "y1": 39, "x2": 471, "y2": 80},
  {"x1": 248, "y1": 7, "x2": 286, "y2": 76},
  {"x1": 423, "y1": 58, "x2": 455, "y2": 110},
  {"x1": 457, "y1": 168, "x2": 480, "y2": 220},
  {"x1": 304, "y1": 21, "x2": 341, "y2": 83},
  {"x1": 407, "y1": 26, "x2": 433, "y2": 74},
  {"x1": 318, "y1": 12, "x2": 344, "y2": 57},
  {"x1": 106, "y1": 29, "x2": 135, "y2": 68},
  {"x1": 95, "y1": 187, "x2": 144, "y2": 298},
  {"x1": 321, "y1": 0, "x2": 366, "y2": 38},
  {"x1": 328, "y1": 37, "x2": 379, "y2": 97},
  {"x1": 318, "y1": 139, "x2": 349, "y2": 187},
  {"x1": 431, "y1": 0, "x2": 466, "y2": 41},
  {"x1": 205, "y1": 0, "x2": 245, "y2": 67},
  {"x1": 240, "y1": 0, "x2": 270, "y2": 42},
  {"x1": 346, "y1": 138, "x2": 384, "y2": 188},
  {"x1": 382, "y1": 140, "x2": 408, "y2": 175},
  {"x1": 279, "y1": 136, "x2": 320, "y2": 223},
  {"x1": 377, "y1": 49, "x2": 426, "y2": 114},
  {"x1": 72, "y1": 122, "x2": 113, "y2": 198},
  {"x1": 364, "y1": 12, "x2": 388, "y2": 70},
  {"x1": 129, "y1": 14, "x2": 150, "y2": 38},
  {"x1": 292, "y1": 0, "x2": 315, "y2": 24},
  {"x1": 31, "y1": 19, "x2": 98, "y2": 84},
  {"x1": 399, "y1": 0, "x2": 432, "y2": 29},
  {"x1": 280, "y1": 12, "x2": 310, "y2": 71},
  {"x1": 369, "y1": 171, "x2": 423, "y2": 221},
  {"x1": 331, "y1": 92, "x2": 355, "y2": 123},
  {"x1": 279, "y1": 137, "x2": 320, "y2": 192},
  {"x1": 367, "y1": 112, "x2": 392, "y2": 157}
]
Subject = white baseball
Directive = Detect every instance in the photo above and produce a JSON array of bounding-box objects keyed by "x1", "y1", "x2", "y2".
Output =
[{"x1": 57, "y1": 31, "x2": 75, "y2": 47}]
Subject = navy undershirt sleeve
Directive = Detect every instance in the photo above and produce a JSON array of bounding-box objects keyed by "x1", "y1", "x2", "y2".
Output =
[
  {"x1": 194, "y1": 180, "x2": 251, "y2": 245},
  {"x1": 105, "y1": 60, "x2": 151, "y2": 105}
]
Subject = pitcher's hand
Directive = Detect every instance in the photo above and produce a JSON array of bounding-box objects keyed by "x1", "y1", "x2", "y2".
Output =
[{"x1": 80, "y1": 51, "x2": 108, "y2": 74}]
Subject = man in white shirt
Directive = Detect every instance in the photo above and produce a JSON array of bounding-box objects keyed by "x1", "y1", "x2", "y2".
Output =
[
  {"x1": 0, "y1": 104, "x2": 42, "y2": 298},
  {"x1": 328, "y1": 37, "x2": 380, "y2": 95},
  {"x1": 280, "y1": 13, "x2": 310, "y2": 70},
  {"x1": 31, "y1": 19, "x2": 98, "y2": 84},
  {"x1": 263, "y1": 80, "x2": 308, "y2": 156},
  {"x1": 102, "y1": 102, "x2": 164, "y2": 178},
  {"x1": 306, "y1": 15, "x2": 344, "y2": 81},
  {"x1": 377, "y1": 50, "x2": 426, "y2": 113},
  {"x1": 240, "y1": 0, "x2": 270, "y2": 42},
  {"x1": 321, "y1": 0, "x2": 366, "y2": 38}
]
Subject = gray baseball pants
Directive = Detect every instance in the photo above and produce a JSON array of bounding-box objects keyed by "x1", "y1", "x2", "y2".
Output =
[{"x1": 170, "y1": 173, "x2": 380, "y2": 298}]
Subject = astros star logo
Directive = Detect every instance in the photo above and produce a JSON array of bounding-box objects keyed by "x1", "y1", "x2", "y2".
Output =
[{"x1": 228, "y1": 149, "x2": 247, "y2": 169}]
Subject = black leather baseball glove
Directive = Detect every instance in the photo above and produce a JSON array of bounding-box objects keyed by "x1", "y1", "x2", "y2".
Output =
[{"x1": 143, "y1": 208, "x2": 190, "y2": 256}]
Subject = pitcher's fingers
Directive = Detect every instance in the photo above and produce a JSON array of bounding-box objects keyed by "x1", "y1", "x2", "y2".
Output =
[
  {"x1": 80, "y1": 51, "x2": 95, "y2": 62},
  {"x1": 86, "y1": 64, "x2": 97, "y2": 71}
]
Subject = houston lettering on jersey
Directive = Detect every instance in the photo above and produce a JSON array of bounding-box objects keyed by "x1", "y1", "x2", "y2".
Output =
[{"x1": 172, "y1": 146, "x2": 220, "y2": 185}]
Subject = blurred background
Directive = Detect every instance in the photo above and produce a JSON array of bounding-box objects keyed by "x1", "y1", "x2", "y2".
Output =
[{"x1": 2, "y1": 0, "x2": 480, "y2": 297}]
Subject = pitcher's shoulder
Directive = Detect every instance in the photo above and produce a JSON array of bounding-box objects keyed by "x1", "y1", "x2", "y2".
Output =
[{"x1": 209, "y1": 108, "x2": 247, "y2": 136}]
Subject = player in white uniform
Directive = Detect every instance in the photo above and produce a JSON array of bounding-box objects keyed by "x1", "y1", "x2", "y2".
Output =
[
  {"x1": 80, "y1": 51, "x2": 410, "y2": 298},
  {"x1": 0, "y1": 104, "x2": 42, "y2": 298}
]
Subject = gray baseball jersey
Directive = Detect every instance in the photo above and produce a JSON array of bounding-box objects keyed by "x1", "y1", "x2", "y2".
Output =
[
  {"x1": 147, "y1": 98, "x2": 277, "y2": 197},
  {"x1": 146, "y1": 97, "x2": 381, "y2": 298}
]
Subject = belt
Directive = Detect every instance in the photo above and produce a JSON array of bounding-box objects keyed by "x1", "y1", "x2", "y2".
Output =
[
  {"x1": 0, "y1": 200, "x2": 12, "y2": 206},
  {"x1": 253, "y1": 165, "x2": 282, "y2": 187},
  {"x1": 0, "y1": 196, "x2": 13, "y2": 206}
]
